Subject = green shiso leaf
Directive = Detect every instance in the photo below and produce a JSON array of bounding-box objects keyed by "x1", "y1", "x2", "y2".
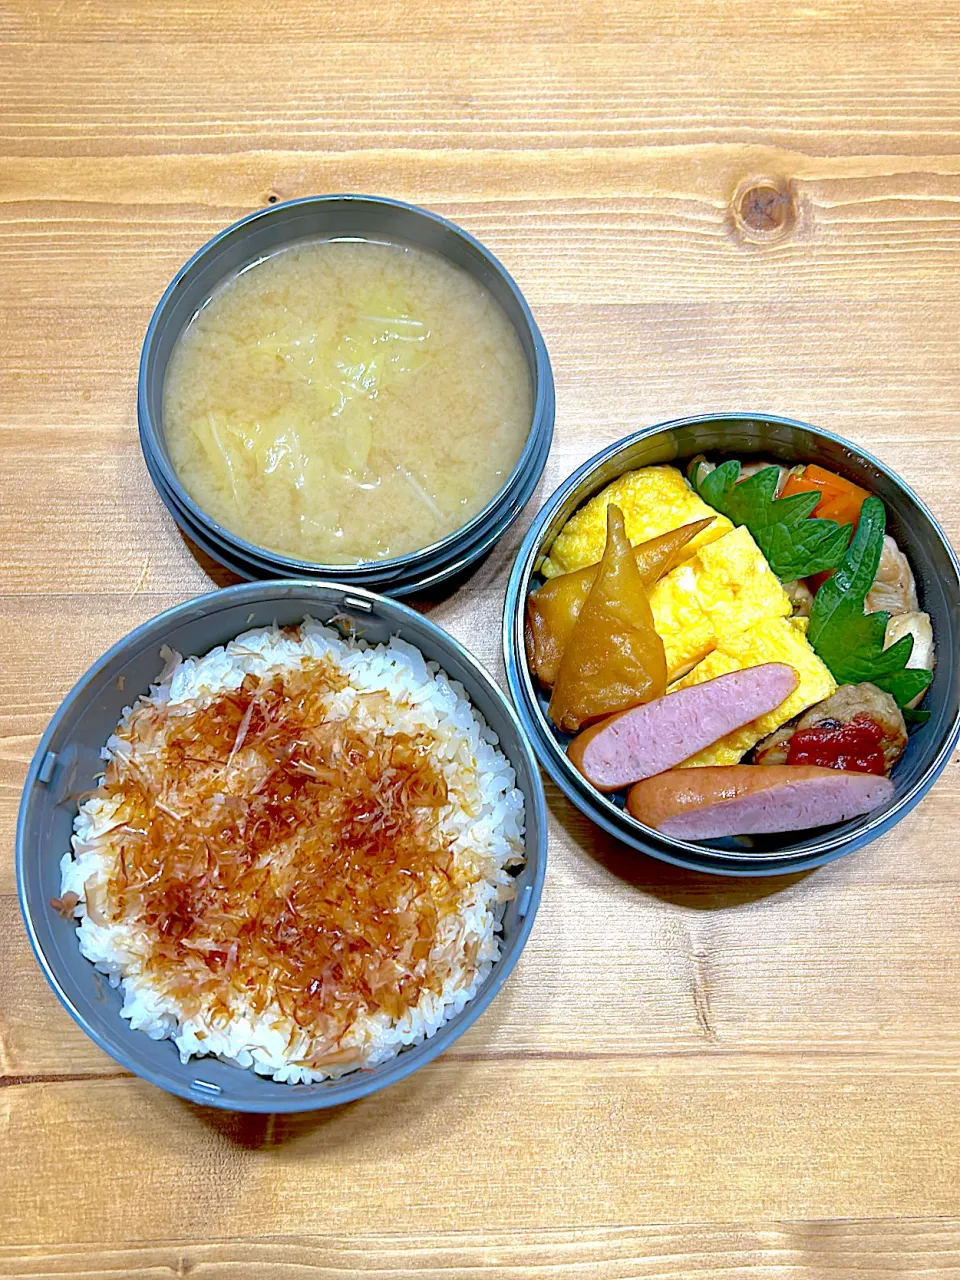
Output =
[
  {"x1": 691, "y1": 460, "x2": 850, "y2": 579},
  {"x1": 807, "y1": 495, "x2": 933, "y2": 709}
]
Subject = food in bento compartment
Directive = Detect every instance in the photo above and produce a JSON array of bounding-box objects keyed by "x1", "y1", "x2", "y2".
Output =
[
  {"x1": 525, "y1": 518, "x2": 712, "y2": 689},
  {"x1": 540, "y1": 465, "x2": 731, "y2": 578},
  {"x1": 163, "y1": 238, "x2": 532, "y2": 565},
  {"x1": 567, "y1": 663, "x2": 799, "y2": 791},
  {"x1": 780, "y1": 464, "x2": 871, "y2": 531},
  {"x1": 865, "y1": 534, "x2": 919, "y2": 614},
  {"x1": 649, "y1": 524, "x2": 794, "y2": 681},
  {"x1": 58, "y1": 622, "x2": 525, "y2": 1083},
  {"x1": 738, "y1": 460, "x2": 789, "y2": 489},
  {"x1": 548, "y1": 505, "x2": 666, "y2": 733},
  {"x1": 531, "y1": 451, "x2": 934, "y2": 841},
  {"x1": 668, "y1": 616, "x2": 836, "y2": 767},
  {"x1": 782, "y1": 578, "x2": 815, "y2": 617},
  {"x1": 689, "y1": 458, "x2": 852, "y2": 579},
  {"x1": 626, "y1": 765, "x2": 894, "y2": 838},
  {"x1": 883, "y1": 612, "x2": 935, "y2": 708},
  {"x1": 753, "y1": 683, "x2": 907, "y2": 775},
  {"x1": 807, "y1": 497, "x2": 933, "y2": 711}
]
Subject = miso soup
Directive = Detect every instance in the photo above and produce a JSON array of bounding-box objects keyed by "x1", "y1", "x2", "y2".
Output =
[{"x1": 162, "y1": 238, "x2": 533, "y2": 564}]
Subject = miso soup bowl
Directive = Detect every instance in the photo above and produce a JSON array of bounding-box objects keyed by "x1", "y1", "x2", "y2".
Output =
[
  {"x1": 18, "y1": 582, "x2": 547, "y2": 1111},
  {"x1": 503, "y1": 414, "x2": 960, "y2": 877},
  {"x1": 138, "y1": 195, "x2": 555, "y2": 596}
]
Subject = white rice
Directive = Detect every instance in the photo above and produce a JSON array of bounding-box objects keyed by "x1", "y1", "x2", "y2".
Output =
[{"x1": 60, "y1": 619, "x2": 525, "y2": 1083}]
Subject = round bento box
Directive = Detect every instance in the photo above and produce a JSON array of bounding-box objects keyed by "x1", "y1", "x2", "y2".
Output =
[
  {"x1": 138, "y1": 194, "x2": 555, "y2": 596},
  {"x1": 17, "y1": 582, "x2": 548, "y2": 1111},
  {"x1": 503, "y1": 413, "x2": 960, "y2": 876}
]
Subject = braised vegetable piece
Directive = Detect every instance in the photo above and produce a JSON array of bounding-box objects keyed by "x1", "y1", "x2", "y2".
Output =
[
  {"x1": 753, "y1": 682, "x2": 907, "y2": 775},
  {"x1": 780, "y1": 464, "x2": 871, "y2": 531},
  {"x1": 689, "y1": 459, "x2": 851, "y2": 580},
  {"x1": 548, "y1": 505, "x2": 667, "y2": 733},
  {"x1": 807, "y1": 496, "x2": 933, "y2": 709},
  {"x1": 526, "y1": 518, "x2": 713, "y2": 688}
]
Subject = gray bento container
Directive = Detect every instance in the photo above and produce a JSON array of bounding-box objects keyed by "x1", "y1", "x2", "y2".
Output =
[
  {"x1": 138, "y1": 194, "x2": 555, "y2": 595},
  {"x1": 504, "y1": 414, "x2": 960, "y2": 877},
  {"x1": 17, "y1": 583, "x2": 548, "y2": 1112}
]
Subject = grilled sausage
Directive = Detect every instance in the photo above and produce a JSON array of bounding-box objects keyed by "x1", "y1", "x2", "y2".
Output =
[
  {"x1": 626, "y1": 764, "x2": 894, "y2": 839},
  {"x1": 567, "y1": 663, "x2": 798, "y2": 791}
]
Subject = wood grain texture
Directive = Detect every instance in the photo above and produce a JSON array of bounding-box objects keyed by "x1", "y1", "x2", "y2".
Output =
[
  {"x1": 4, "y1": 1221, "x2": 960, "y2": 1280},
  {"x1": 3, "y1": 0, "x2": 960, "y2": 1274}
]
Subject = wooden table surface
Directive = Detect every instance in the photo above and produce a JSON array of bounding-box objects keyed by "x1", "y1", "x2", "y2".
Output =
[{"x1": 3, "y1": 1, "x2": 960, "y2": 1276}]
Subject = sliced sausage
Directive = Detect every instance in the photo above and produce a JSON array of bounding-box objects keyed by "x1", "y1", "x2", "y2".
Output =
[
  {"x1": 626, "y1": 765, "x2": 894, "y2": 839},
  {"x1": 567, "y1": 663, "x2": 798, "y2": 791}
]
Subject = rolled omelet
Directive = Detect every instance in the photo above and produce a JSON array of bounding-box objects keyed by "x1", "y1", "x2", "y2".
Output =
[
  {"x1": 649, "y1": 524, "x2": 793, "y2": 681},
  {"x1": 539, "y1": 465, "x2": 831, "y2": 770},
  {"x1": 541, "y1": 465, "x2": 732, "y2": 578}
]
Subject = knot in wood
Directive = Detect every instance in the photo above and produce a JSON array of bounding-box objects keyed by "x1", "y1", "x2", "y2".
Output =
[{"x1": 731, "y1": 178, "x2": 797, "y2": 244}]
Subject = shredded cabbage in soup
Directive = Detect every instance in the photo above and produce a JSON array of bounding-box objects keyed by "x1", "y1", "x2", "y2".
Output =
[{"x1": 163, "y1": 238, "x2": 532, "y2": 563}]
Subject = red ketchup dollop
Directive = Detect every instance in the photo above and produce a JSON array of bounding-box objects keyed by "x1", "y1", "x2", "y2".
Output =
[{"x1": 786, "y1": 715, "x2": 887, "y2": 776}]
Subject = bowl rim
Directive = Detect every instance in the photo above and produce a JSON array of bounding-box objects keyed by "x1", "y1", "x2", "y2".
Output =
[
  {"x1": 138, "y1": 193, "x2": 555, "y2": 580},
  {"x1": 17, "y1": 579, "x2": 549, "y2": 1111},
  {"x1": 503, "y1": 412, "x2": 960, "y2": 872}
]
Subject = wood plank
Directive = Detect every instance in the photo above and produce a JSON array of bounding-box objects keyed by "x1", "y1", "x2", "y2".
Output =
[
  {"x1": 5, "y1": 159, "x2": 960, "y2": 311},
  {"x1": 6, "y1": 824, "x2": 960, "y2": 1075},
  {"x1": 1, "y1": 41, "x2": 959, "y2": 159},
  {"x1": 2, "y1": 1065, "x2": 959, "y2": 1247},
  {"x1": 3, "y1": 1219, "x2": 960, "y2": 1279},
  {"x1": 3, "y1": 0, "x2": 960, "y2": 44}
]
